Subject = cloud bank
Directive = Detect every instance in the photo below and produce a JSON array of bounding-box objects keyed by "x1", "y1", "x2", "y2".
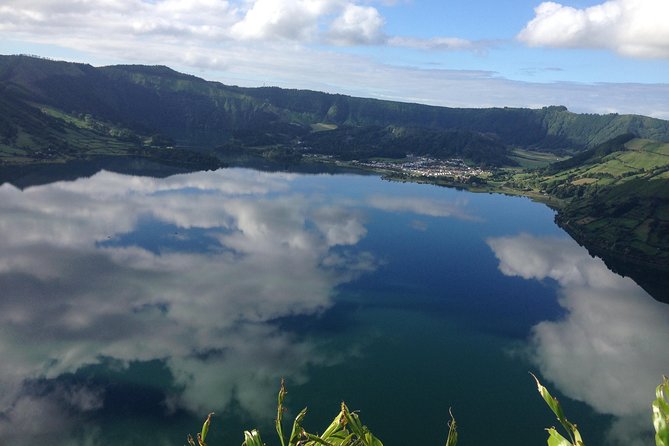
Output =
[
  {"x1": 0, "y1": 0, "x2": 472, "y2": 50},
  {"x1": 518, "y1": 0, "x2": 669, "y2": 59}
]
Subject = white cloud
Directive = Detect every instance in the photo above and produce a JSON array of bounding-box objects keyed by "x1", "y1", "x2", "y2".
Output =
[
  {"x1": 231, "y1": 0, "x2": 335, "y2": 41},
  {"x1": 327, "y1": 4, "x2": 385, "y2": 45},
  {"x1": 487, "y1": 234, "x2": 669, "y2": 445},
  {"x1": 0, "y1": 0, "x2": 384, "y2": 49},
  {"x1": 0, "y1": 168, "x2": 378, "y2": 430},
  {"x1": 0, "y1": 0, "x2": 238, "y2": 42},
  {"x1": 518, "y1": 0, "x2": 669, "y2": 59},
  {"x1": 0, "y1": 392, "x2": 102, "y2": 445},
  {"x1": 312, "y1": 206, "x2": 368, "y2": 245},
  {"x1": 367, "y1": 195, "x2": 478, "y2": 220}
]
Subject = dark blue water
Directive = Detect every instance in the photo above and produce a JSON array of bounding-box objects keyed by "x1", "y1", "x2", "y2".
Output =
[{"x1": 0, "y1": 168, "x2": 666, "y2": 446}]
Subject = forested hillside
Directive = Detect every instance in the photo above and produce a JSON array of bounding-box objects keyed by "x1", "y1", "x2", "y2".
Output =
[{"x1": 2, "y1": 54, "x2": 669, "y2": 166}]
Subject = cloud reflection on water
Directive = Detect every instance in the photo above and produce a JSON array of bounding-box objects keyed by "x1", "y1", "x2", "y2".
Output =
[
  {"x1": 487, "y1": 233, "x2": 669, "y2": 446},
  {"x1": 367, "y1": 194, "x2": 478, "y2": 220},
  {"x1": 0, "y1": 168, "x2": 381, "y2": 443}
]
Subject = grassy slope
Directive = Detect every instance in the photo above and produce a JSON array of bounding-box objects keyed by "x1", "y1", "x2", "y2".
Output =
[
  {"x1": 502, "y1": 138, "x2": 669, "y2": 300},
  {"x1": 472, "y1": 137, "x2": 667, "y2": 301},
  {"x1": 509, "y1": 148, "x2": 568, "y2": 168},
  {"x1": 0, "y1": 90, "x2": 125, "y2": 163},
  {"x1": 0, "y1": 94, "x2": 139, "y2": 164},
  {"x1": 551, "y1": 138, "x2": 669, "y2": 262}
]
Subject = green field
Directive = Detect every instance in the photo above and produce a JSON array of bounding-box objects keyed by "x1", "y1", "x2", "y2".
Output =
[
  {"x1": 310, "y1": 122, "x2": 338, "y2": 132},
  {"x1": 537, "y1": 139, "x2": 669, "y2": 190},
  {"x1": 509, "y1": 148, "x2": 567, "y2": 168}
]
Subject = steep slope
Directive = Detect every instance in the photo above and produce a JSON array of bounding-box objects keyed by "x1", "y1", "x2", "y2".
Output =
[
  {"x1": 237, "y1": 88, "x2": 669, "y2": 150},
  {"x1": 0, "y1": 84, "x2": 128, "y2": 162},
  {"x1": 535, "y1": 137, "x2": 669, "y2": 301},
  {"x1": 2, "y1": 55, "x2": 669, "y2": 160}
]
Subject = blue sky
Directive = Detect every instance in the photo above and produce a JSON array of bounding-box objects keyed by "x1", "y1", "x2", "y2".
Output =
[{"x1": 1, "y1": 0, "x2": 668, "y2": 117}]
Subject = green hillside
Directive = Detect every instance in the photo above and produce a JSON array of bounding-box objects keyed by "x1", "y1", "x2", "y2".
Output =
[
  {"x1": 498, "y1": 137, "x2": 669, "y2": 300},
  {"x1": 2, "y1": 54, "x2": 669, "y2": 167},
  {"x1": 552, "y1": 138, "x2": 669, "y2": 267}
]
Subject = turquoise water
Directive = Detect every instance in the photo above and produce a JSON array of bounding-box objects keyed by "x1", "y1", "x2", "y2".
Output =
[{"x1": 0, "y1": 168, "x2": 666, "y2": 446}]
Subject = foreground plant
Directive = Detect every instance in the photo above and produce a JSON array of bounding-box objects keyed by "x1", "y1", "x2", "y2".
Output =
[
  {"x1": 532, "y1": 373, "x2": 584, "y2": 446},
  {"x1": 654, "y1": 376, "x2": 669, "y2": 446},
  {"x1": 188, "y1": 375, "x2": 669, "y2": 446},
  {"x1": 532, "y1": 374, "x2": 669, "y2": 446},
  {"x1": 187, "y1": 379, "x2": 457, "y2": 446},
  {"x1": 270, "y1": 378, "x2": 386, "y2": 446},
  {"x1": 187, "y1": 412, "x2": 214, "y2": 446}
]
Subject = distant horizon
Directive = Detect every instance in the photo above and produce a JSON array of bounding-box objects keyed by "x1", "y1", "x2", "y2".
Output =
[{"x1": 1, "y1": 1, "x2": 668, "y2": 118}]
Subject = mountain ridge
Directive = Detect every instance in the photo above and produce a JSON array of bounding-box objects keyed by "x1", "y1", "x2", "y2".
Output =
[{"x1": 2, "y1": 54, "x2": 669, "y2": 166}]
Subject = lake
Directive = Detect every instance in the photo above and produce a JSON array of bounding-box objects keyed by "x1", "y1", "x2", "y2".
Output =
[{"x1": 0, "y1": 166, "x2": 667, "y2": 446}]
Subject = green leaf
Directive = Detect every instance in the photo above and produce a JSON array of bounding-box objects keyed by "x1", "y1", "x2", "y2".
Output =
[
  {"x1": 532, "y1": 374, "x2": 567, "y2": 427},
  {"x1": 302, "y1": 432, "x2": 338, "y2": 446},
  {"x1": 320, "y1": 411, "x2": 346, "y2": 440},
  {"x1": 200, "y1": 412, "x2": 214, "y2": 444},
  {"x1": 288, "y1": 408, "x2": 308, "y2": 446},
  {"x1": 340, "y1": 432, "x2": 356, "y2": 445},
  {"x1": 653, "y1": 376, "x2": 669, "y2": 446},
  {"x1": 532, "y1": 373, "x2": 584, "y2": 446},
  {"x1": 341, "y1": 403, "x2": 365, "y2": 438},
  {"x1": 365, "y1": 432, "x2": 384, "y2": 446},
  {"x1": 276, "y1": 379, "x2": 287, "y2": 446},
  {"x1": 243, "y1": 429, "x2": 265, "y2": 446},
  {"x1": 445, "y1": 408, "x2": 458, "y2": 446},
  {"x1": 546, "y1": 428, "x2": 572, "y2": 446}
]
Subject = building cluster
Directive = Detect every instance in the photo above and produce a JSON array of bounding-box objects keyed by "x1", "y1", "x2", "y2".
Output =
[{"x1": 353, "y1": 156, "x2": 488, "y2": 180}]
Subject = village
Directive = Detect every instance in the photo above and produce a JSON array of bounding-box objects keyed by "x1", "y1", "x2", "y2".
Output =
[{"x1": 350, "y1": 156, "x2": 490, "y2": 180}]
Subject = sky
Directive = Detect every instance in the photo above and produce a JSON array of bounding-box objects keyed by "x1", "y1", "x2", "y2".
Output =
[{"x1": 1, "y1": 0, "x2": 668, "y2": 118}]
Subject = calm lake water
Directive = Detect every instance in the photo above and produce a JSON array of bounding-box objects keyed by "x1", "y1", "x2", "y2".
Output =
[{"x1": 0, "y1": 167, "x2": 667, "y2": 446}]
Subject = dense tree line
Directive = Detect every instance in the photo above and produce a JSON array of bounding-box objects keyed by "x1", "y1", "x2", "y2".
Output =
[{"x1": 301, "y1": 125, "x2": 515, "y2": 166}]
